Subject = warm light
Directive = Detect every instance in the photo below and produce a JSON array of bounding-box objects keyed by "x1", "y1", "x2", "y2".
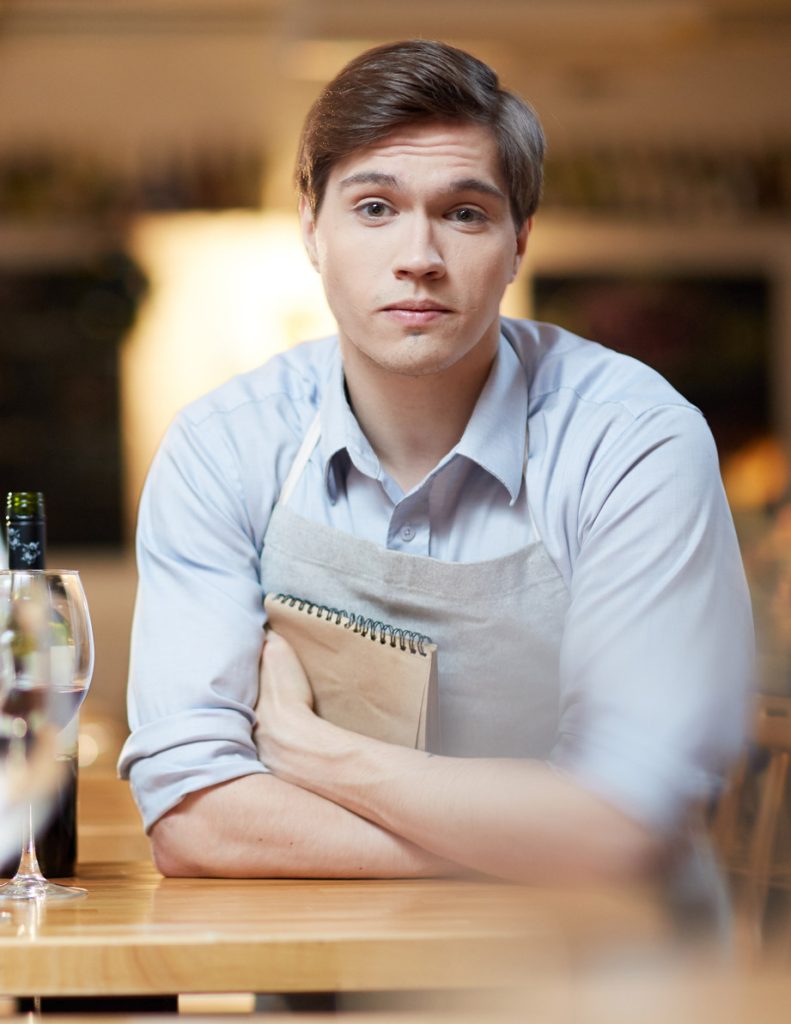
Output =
[
  {"x1": 120, "y1": 211, "x2": 335, "y2": 533},
  {"x1": 721, "y1": 436, "x2": 790, "y2": 510},
  {"x1": 77, "y1": 732, "x2": 99, "y2": 769}
]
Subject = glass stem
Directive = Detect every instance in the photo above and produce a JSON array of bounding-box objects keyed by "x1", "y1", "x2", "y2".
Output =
[{"x1": 15, "y1": 804, "x2": 44, "y2": 882}]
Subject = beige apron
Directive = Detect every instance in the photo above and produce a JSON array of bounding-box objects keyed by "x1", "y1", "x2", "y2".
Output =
[{"x1": 261, "y1": 404, "x2": 570, "y2": 759}]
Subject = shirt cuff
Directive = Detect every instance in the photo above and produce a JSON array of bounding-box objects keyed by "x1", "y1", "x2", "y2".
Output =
[{"x1": 118, "y1": 709, "x2": 270, "y2": 832}]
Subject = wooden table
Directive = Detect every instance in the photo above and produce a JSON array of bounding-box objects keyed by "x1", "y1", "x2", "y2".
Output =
[
  {"x1": 0, "y1": 775, "x2": 687, "y2": 999},
  {"x1": 0, "y1": 860, "x2": 682, "y2": 998}
]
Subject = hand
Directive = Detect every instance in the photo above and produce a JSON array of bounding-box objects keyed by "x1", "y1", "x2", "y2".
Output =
[{"x1": 254, "y1": 630, "x2": 316, "y2": 775}]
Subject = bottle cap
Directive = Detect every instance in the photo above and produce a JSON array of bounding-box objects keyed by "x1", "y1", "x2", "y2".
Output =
[{"x1": 5, "y1": 492, "x2": 45, "y2": 520}]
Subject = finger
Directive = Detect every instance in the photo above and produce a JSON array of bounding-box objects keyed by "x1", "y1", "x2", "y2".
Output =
[{"x1": 263, "y1": 630, "x2": 308, "y2": 679}]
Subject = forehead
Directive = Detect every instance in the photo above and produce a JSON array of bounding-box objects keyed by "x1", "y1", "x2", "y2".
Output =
[{"x1": 328, "y1": 121, "x2": 504, "y2": 189}]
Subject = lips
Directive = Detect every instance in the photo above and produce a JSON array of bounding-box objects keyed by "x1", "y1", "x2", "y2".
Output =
[
  {"x1": 382, "y1": 299, "x2": 451, "y2": 313},
  {"x1": 380, "y1": 299, "x2": 452, "y2": 327}
]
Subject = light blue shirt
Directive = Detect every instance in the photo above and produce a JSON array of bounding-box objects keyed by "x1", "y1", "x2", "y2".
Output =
[{"x1": 119, "y1": 318, "x2": 754, "y2": 833}]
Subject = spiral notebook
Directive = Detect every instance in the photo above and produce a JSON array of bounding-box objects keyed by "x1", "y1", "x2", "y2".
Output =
[{"x1": 263, "y1": 593, "x2": 438, "y2": 751}]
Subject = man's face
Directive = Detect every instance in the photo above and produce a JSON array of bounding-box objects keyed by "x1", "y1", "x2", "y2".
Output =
[{"x1": 300, "y1": 121, "x2": 529, "y2": 381}]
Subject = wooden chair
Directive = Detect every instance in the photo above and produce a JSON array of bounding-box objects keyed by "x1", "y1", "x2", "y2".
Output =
[{"x1": 711, "y1": 696, "x2": 791, "y2": 925}]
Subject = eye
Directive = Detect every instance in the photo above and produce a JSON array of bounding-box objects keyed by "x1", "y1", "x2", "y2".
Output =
[
  {"x1": 448, "y1": 207, "x2": 486, "y2": 224},
  {"x1": 356, "y1": 200, "x2": 393, "y2": 219}
]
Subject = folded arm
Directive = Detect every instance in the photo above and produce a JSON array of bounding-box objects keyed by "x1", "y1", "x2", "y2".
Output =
[
  {"x1": 151, "y1": 633, "x2": 663, "y2": 883},
  {"x1": 150, "y1": 770, "x2": 458, "y2": 879},
  {"x1": 250, "y1": 632, "x2": 664, "y2": 884}
]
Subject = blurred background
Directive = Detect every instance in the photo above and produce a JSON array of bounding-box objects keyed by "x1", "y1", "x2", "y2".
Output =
[{"x1": 1, "y1": 0, "x2": 790, "y2": 765}]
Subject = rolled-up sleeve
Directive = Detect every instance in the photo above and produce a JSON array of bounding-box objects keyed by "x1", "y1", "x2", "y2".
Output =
[
  {"x1": 552, "y1": 404, "x2": 754, "y2": 834},
  {"x1": 118, "y1": 411, "x2": 270, "y2": 832}
]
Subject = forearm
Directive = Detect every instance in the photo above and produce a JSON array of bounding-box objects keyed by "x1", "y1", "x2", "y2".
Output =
[
  {"x1": 269, "y1": 717, "x2": 666, "y2": 884},
  {"x1": 149, "y1": 771, "x2": 460, "y2": 879}
]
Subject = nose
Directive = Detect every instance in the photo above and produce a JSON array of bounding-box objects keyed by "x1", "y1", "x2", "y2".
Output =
[{"x1": 392, "y1": 215, "x2": 445, "y2": 281}]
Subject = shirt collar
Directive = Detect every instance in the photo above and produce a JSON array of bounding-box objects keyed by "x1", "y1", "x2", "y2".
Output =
[
  {"x1": 453, "y1": 332, "x2": 528, "y2": 505},
  {"x1": 319, "y1": 348, "x2": 380, "y2": 500},
  {"x1": 317, "y1": 332, "x2": 528, "y2": 504}
]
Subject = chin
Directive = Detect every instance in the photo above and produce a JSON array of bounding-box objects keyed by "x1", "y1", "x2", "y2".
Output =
[
  {"x1": 344, "y1": 322, "x2": 488, "y2": 379},
  {"x1": 369, "y1": 343, "x2": 461, "y2": 378}
]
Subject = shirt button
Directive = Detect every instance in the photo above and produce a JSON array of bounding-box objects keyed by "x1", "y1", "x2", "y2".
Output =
[{"x1": 400, "y1": 524, "x2": 416, "y2": 542}]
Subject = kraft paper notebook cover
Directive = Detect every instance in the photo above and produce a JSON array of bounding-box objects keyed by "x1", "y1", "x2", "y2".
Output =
[{"x1": 262, "y1": 592, "x2": 439, "y2": 751}]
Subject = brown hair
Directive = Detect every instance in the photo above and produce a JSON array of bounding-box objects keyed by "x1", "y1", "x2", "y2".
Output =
[{"x1": 296, "y1": 40, "x2": 545, "y2": 228}]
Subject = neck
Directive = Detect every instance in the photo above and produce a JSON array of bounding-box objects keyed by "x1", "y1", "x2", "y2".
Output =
[{"x1": 341, "y1": 337, "x2": 498, "y2": 493}]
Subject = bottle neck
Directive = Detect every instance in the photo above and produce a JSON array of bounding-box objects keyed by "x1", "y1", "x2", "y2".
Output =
[{"x1": 6, "y1": 491, "x2": 45, "y2": 520}]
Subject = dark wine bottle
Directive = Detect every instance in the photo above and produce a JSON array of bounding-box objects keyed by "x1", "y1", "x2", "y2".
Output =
[{"x1": 2, "y1": 491, "x2": 78, "y2": 878}]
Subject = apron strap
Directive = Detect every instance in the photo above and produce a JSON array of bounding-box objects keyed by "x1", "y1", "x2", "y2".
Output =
[
  {"x1": 279, "y1": 411, "x2": 321, "y2": 507},
  {"x1": 501, "y1": 322, "x2": 538, "y2": 542}
]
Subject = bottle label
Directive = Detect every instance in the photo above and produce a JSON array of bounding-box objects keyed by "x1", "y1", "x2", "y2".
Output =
[{"x1": 6, "y1": 522, "x2": 45, "y2": 569}]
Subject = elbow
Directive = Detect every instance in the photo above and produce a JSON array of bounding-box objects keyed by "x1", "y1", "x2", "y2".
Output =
[
  {"x1": 563, "y1": 788, "x2": 673, "y2": 884},
  {"x1": 596, "y1": 826, "x2": 668, "y2": 883},
  {"x1": 578, "y1": 807, "x2": 672, "y2": 884},
  {"x1": 149, "y1": 802, "x2": 213, "y2": 877},
  {"x1": 524, "y1": 808, "x2": 669, "y2": 885},
  {"x1": 484, "y1": 819, "x2": 667, "y2": 886},
  {"x1": 149, "y1": 817, "x2": 193, "y2": 877}
]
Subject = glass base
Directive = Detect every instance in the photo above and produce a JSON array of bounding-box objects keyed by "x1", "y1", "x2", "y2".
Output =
[{"x1": 0, "y1": 876, "x2": 86, "y2": 901}]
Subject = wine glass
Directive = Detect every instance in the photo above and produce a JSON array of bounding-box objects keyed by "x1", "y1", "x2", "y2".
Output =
[{"x1": 0, "y1": 570, "x2": 94, "y2": 901}]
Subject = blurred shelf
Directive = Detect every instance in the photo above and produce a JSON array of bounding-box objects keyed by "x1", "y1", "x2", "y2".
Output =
[{"x1": 0, "y1": 221, "x2": 122, "y2": 269}]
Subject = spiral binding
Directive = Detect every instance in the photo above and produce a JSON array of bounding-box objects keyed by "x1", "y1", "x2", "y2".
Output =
[{"x1": 271, "y1": 593, "x2": 432, "y2": 656}]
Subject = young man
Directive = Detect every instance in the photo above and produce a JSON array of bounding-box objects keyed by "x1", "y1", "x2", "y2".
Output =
[{"x1": 119, "y1": 41, "x2": 753, "y2": 885}]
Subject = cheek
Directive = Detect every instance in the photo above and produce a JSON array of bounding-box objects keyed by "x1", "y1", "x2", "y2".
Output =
[
  {"x1": 318, "y1": 234, "x2": 388, "y2": 311},
  {"x1": 462, "y1": 248, "x2": 515, "y2": 300},
  {"x1": 316, "y1": 231, "x2": 369, "y2": 284},
  {"x1": 320, "y1": 259, "x2": 369, "y2": 322}
]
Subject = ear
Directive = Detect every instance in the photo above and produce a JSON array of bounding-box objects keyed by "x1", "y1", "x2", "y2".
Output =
[
  {"x1": 299, "y1": 196, "x2": 320, "y2": 271},
  {"x1": 510, "y1": 217, "x2": 532, "y2": 281}
]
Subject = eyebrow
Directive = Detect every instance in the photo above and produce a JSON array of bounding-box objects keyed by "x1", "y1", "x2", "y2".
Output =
[
  {"x1": 449, "y1": 177, "x2": 507, "y2": 202},
  {"x1": 338, "y1": 172, "x2": 398, "y2": 189},
  {"x1": 338, "y1": 171, "x2": 507, "y2": 203}
]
